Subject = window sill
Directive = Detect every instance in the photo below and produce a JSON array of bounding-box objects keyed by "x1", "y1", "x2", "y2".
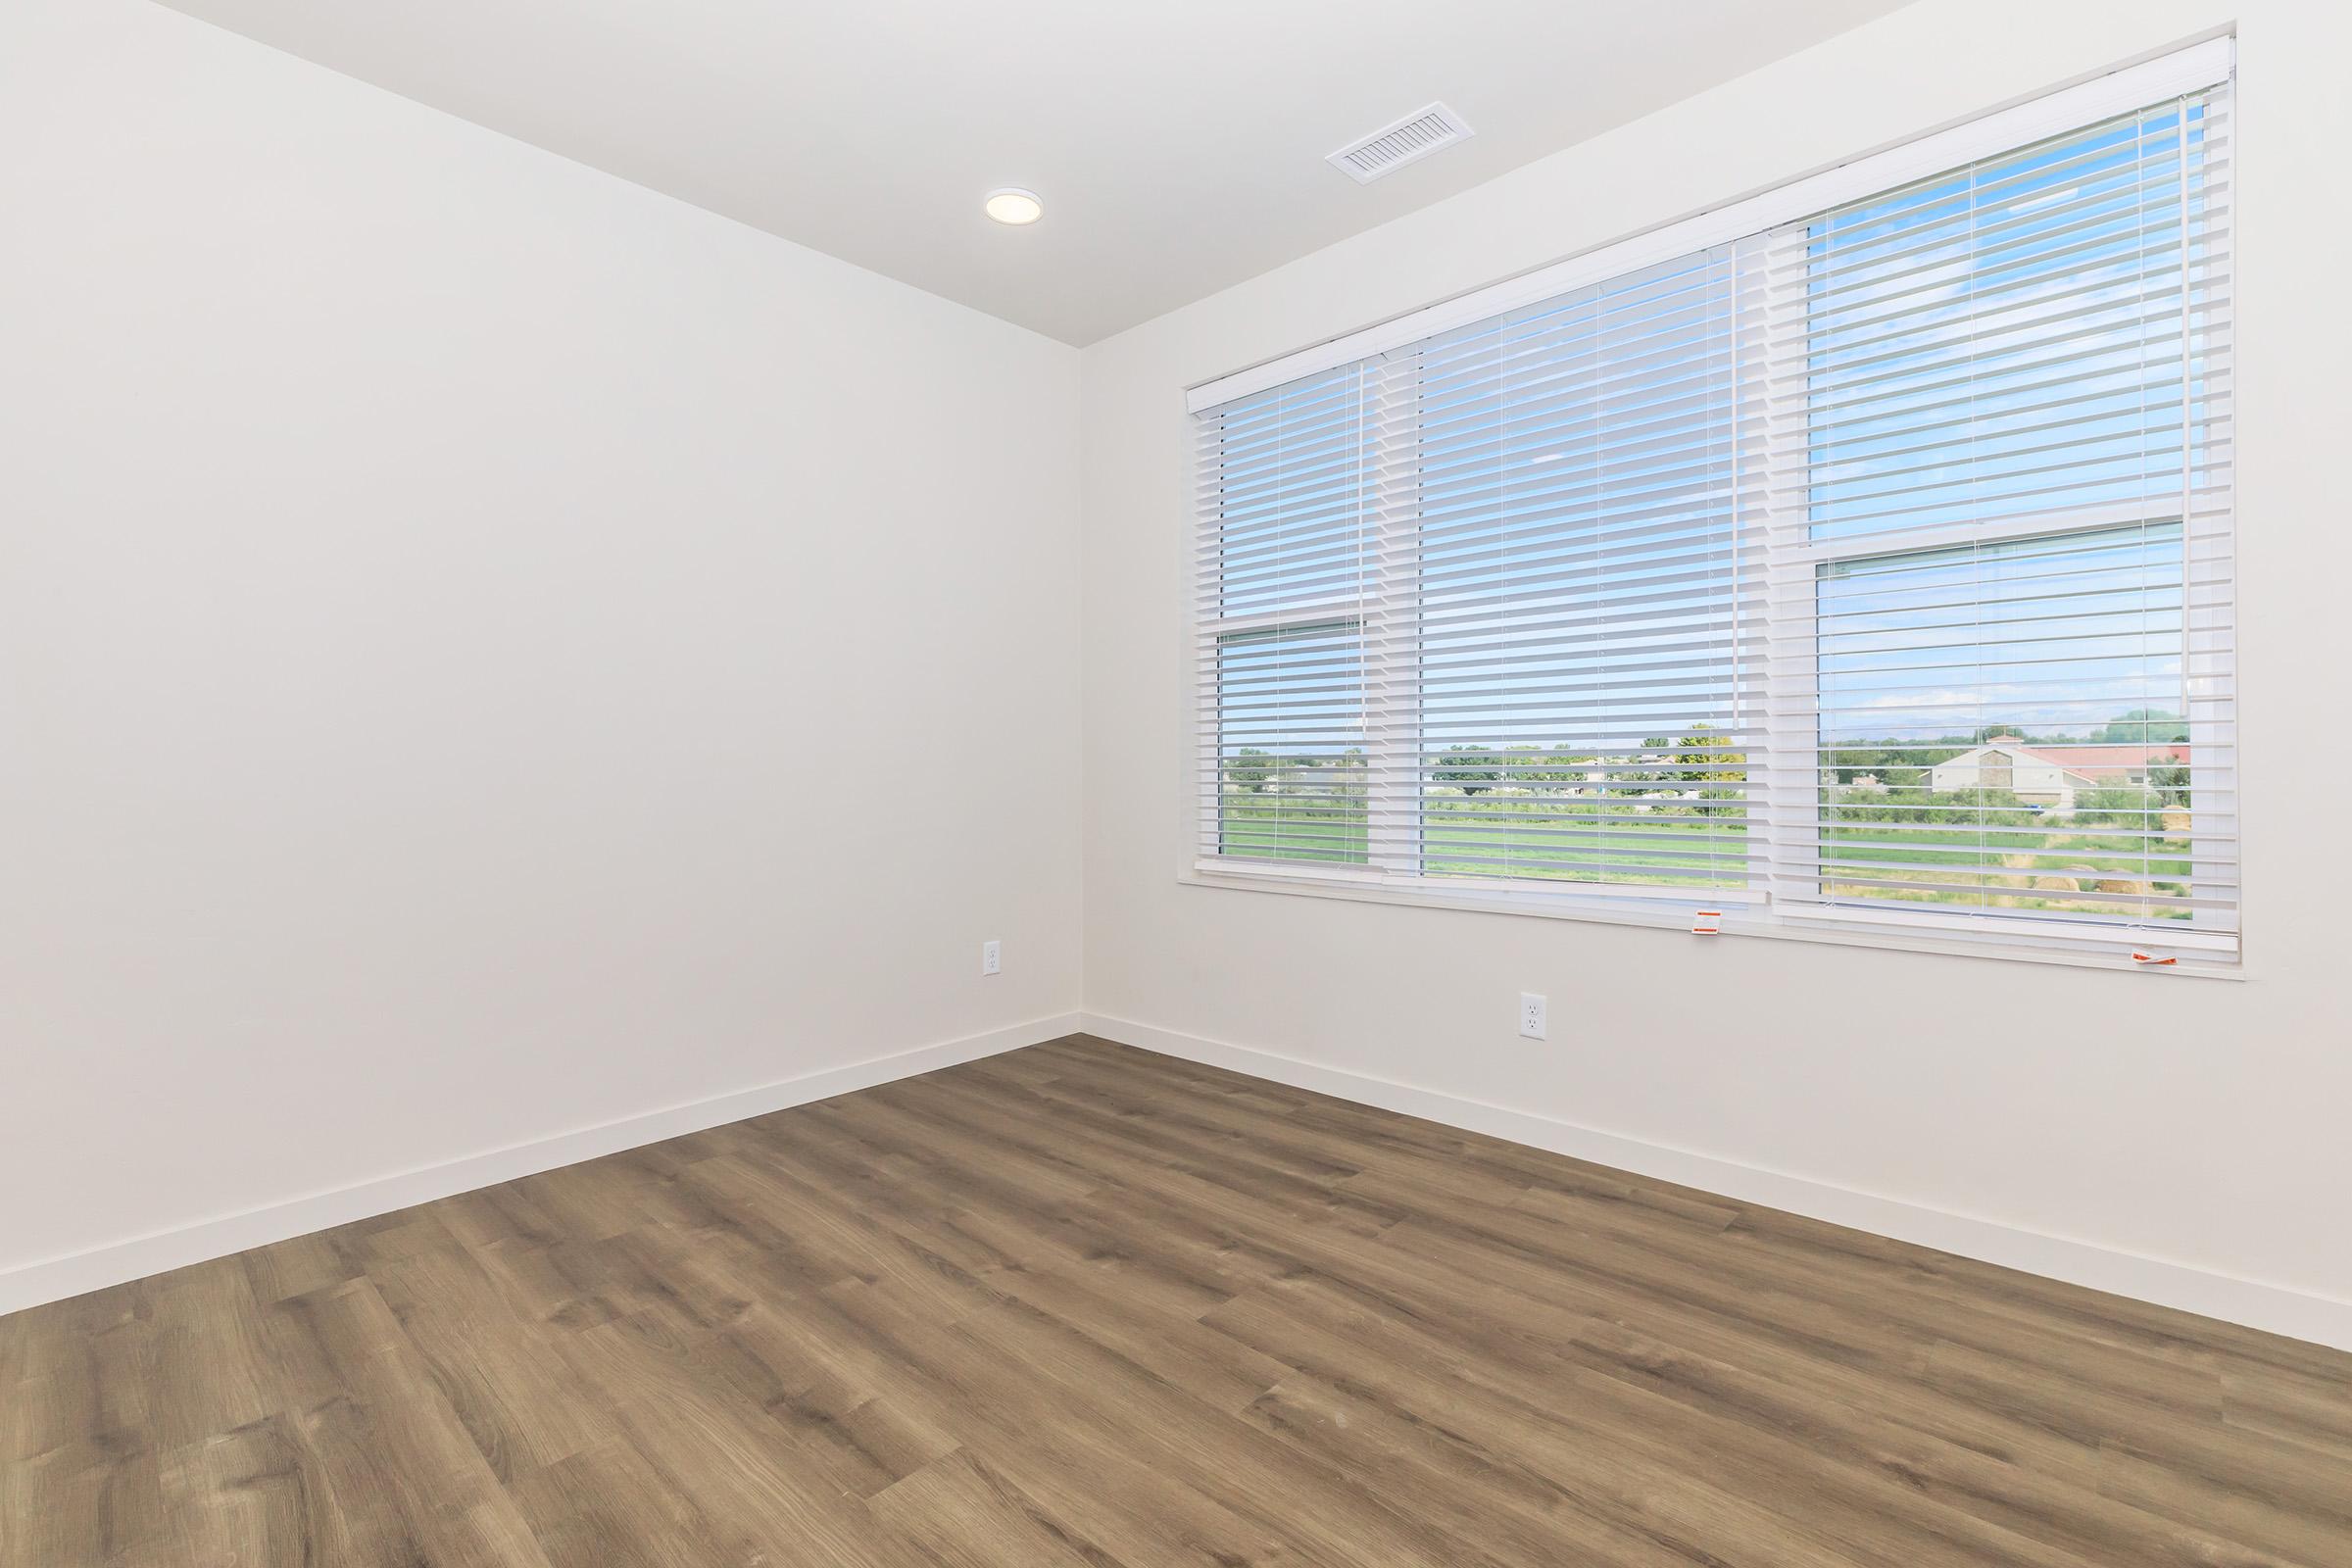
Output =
[{"x1": 1178, "y1": 860, "x2": 2244, "y2": 979}]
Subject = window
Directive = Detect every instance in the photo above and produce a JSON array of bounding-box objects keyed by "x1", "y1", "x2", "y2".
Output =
[{"x1": 1190, "y1": 43, "x2": 2236, "y2": 969}]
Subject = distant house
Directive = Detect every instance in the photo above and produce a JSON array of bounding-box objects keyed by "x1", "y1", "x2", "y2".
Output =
[{"x1": 1927, "y1": 736, "x2": 2189, "y2": 811}]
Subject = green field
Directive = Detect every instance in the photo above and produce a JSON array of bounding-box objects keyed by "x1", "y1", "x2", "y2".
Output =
[
  {"x1": 1816, "y1": 822, "x2": 2192, "y2": 917},
  {"x1": 1216, "y1": 796, "x2": 1748, "y2": 888},
  {"x1": 1217, "y1": 791, "x2": 2193, "y2": 917}
]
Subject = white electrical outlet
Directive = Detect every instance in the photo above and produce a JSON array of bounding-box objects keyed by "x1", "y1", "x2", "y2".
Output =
[
  {"x1": 981, "y1": 940, "x2": 1002, "y2": 976},
  {"x1": 1518, "y1": 992, "x2": 1547, "y2": 1041}
]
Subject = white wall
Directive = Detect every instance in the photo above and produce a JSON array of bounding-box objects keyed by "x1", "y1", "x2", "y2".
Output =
[
  {"x1": 0, "y1": 0, "x2": 1081, "y2": 1298},
  {"x1": 9, "y1": 0, "x2": 2343, "y2": 1347},
  {"x1": 1080, "y1": 0, "x2": 2352, "y2": 1334}
]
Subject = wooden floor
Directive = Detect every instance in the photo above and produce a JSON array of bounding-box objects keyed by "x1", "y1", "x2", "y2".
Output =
[{"x1": 4, "y1": 1036, "x2": 2348, "y2": 1567}]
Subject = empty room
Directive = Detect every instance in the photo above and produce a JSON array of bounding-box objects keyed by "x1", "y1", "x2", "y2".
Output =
[{"x1": 5, "y1": 1, "x2": 2348, "y2": 1563}]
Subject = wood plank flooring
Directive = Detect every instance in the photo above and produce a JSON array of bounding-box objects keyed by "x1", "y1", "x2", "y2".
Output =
[{"x1": 4, "y1": 1033, "x2": 2347, "y2": 1566}]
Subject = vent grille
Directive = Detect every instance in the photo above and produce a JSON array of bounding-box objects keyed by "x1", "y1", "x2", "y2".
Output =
[{"x1": 1327, "y1": 103, "x2": 1474, "y2": 183}]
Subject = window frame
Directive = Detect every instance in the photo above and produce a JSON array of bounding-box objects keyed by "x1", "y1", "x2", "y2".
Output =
[{"x1": 1180, "y1": 40, "x2": 2239, "y2": 977}]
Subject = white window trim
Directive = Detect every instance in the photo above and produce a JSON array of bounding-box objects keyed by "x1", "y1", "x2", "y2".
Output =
[
  {"x1": 1176, "y1": 862, "x2": 2247, "y2": 979},
  {"x1": 1180, "y1": 38, "x2": 2240, "y2": 978}
]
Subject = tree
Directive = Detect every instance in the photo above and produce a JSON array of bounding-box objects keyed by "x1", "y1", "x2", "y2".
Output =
[
  {"x1": 1825, "y1": 743, "x2": 1882, "y2": 786},
  {"x1": 1434, "y1": 746, "x2": 1501, "y2": 796},
  {"x1": 2075, "y1": 785, "x2": 2165, "y2": 822},
  {"x1": 1667, "y1": 724, "x2": 1748, "y2": 816},
  {"x1": 1331, "y1": 746, "x2": 1369, "y2": 803},
  {"x1": 1228, "y1": 748, "x2": 1273, "y2": 793},
  {"x1": 1611, "y1": 736, "x2": 1677, "y2": 799},
  {"x1": 1511, "y1": 744, "x2": 1591, "y2": 790},
  {"x1": 2100, "y1": 709, "x2": 2189, "y2": 744},
  {"x1": 1673, "y1": 724, "x2": 1747, "y2": 783}
]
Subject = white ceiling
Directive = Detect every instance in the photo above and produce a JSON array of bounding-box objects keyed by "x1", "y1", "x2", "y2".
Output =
[{"x1": 157, "y1": 0, "x2": 1910, "y2": 345}]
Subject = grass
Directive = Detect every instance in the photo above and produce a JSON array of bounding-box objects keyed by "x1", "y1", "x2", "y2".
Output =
[
  {"x1": 1818, "y1": 821, "x2": 2193, "y2": 918},
  {"x1": 1217, "y1": 790, "x2": 2196, "y2": 918},
  {"x1": 1217, "y1": 794, "x2": 1747, "y2": 889}
]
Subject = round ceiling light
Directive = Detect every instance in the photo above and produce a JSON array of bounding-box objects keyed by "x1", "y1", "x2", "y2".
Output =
[{"x1": 984, "y1": 187, "x2": 1044, "y2": 225}]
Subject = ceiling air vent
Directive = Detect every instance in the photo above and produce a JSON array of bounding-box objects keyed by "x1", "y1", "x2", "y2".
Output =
[{"x1": 1327, "y1": 102, "x2": 1475, "y2": 184}]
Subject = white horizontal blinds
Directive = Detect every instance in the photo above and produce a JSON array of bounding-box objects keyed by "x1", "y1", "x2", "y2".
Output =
[
  {"x1": 1765, "y1": 84, "x2": 2236, "y2": 951},
  {"x1": 1191, "y1": 46, "x2": 2237, "y2": 965},
  {"x1": 1194, "y1": 364, "x2": 1376, "y2": 866},
  {"x1": 1797, "y1": 96, "x2": 2230, "y2": 545},
  {"x1": 1391, "y1": 248, "x2": 1759, "y2": 891}
]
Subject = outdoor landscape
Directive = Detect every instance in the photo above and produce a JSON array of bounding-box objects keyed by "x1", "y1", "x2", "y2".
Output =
[{"x1": 1218, "y1": 708, "x2": 2194, "y2": 919}]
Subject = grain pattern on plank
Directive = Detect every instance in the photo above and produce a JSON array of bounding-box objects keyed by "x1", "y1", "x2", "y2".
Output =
[{"x1": 3, "y1": 1033, "x2": 2346, "y2": 1568}]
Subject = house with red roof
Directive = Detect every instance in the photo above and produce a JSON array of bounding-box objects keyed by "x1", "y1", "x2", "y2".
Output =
[{"x1": 1927, "y1": 736, "x2": 2189, "y2": 811}]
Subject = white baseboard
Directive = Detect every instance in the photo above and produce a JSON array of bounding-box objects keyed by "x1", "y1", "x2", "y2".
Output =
[
  {"x1": 1080, "y1": 1012, "x2": 2352, "y2": 1354},
  {"x1": 0, "y1": 1011, "x2": 1082, "y2": 1318}
]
